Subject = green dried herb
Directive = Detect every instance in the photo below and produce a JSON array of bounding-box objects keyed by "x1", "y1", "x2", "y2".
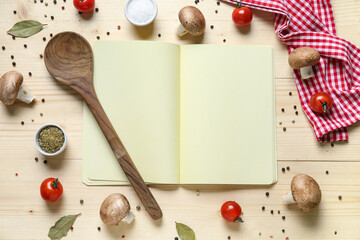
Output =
[
  {"x1": 176, "y1": 222, "x2": 195, "y2": 240},
  {"x1": 48, "y1": 214, "x2": 81, "y2": 240},
  {"x1": 38, "y1": 126, "x2": 65, "y2": 153},
  {"x1": 7, "y1": 20, "x2": 46, "y2": 38}
]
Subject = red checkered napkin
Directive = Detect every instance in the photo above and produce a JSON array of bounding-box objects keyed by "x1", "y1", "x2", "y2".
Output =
[{"x1": 222, "y1": 0, "x2": 360, "y2": 142}]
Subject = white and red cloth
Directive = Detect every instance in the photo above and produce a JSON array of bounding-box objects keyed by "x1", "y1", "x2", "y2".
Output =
[{"x1": 222, "y1": 0, "x2": 360, "y2": 142}]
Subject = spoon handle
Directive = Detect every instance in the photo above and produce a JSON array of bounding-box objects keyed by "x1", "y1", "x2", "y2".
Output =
[{"x1": 84, "y1": 90, "x2": 163, "y2": 220}]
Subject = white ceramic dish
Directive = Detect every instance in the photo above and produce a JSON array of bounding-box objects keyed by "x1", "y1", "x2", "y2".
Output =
[
  {"x1": 124, "y1": 0, "x2": 158, "y2": 26},
  {"x1": 34, "y1": 123, "x2": 67, "y2": 157}
]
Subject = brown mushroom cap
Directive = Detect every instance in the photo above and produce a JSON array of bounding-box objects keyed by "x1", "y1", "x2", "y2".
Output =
[
  {"x1": 291, "y1": 174, "x2": 321, "y2": 212},
  {"x1": 0, "y1": 71, "x2": 23, "y2": 105},
  {"x1": 179, "y1": 6, "x2": 206, "y2": 36},
  {"x1": 99, "y1": 193, "x2": 130, "y2": 225},
  {"x1": 288, "y1": 47, "x2": 320, "y2": 69}
]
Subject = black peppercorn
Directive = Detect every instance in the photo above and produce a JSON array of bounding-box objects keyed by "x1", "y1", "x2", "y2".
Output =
[
  {"x1": 12, "y1": 36, "x2": 16, "y2": 40},
  {"x1": 289, "y1": 92, "x2": 292, "y2": 96},
  {"x1": 294, "y1": 105, "x2": 297, "y2": 109},
  {"x1": 270, "y1": 210, "x2": 274, "y2": 214},
  {"x1": 215, "y1": 10, "x2": 218, "y2": 13},
  {"x1": 265, "y1": 192, "x2": 269, "y2": 197},
  {"x1": 96, "y1": 36, "x2": 100, "y2": 40},
  {"x1": 43, "y1": 160, "x2": 47, "y2": 164},
  {"x1": 11, "y1": 55, "x2": 14, "y2": 59},
  {"x1": 338, "y1": 195, "x2": 342, "y2": 200},
  {"x1": 24, "y1": 44, "x2": 27, "y2": 48},
  {"x1": 262, "y1": 206, "x2": 265, "y2": 211},
  {"x1": 282, "y1": 229, "x2": 285, "y2": 233},
  {"x1": 2, "y1": 46, "x2": 5, "y2": 50},
  {"x1": 42, "y1": 98, "x2": 45, "y2": 103},
  {"x1": 107, "y1": 32, "x2": 110, "y2": 36},
  {"x1": 295, "y1": 111, "x2": 299, "y2": 115},
  {"x1": 80, "y1": 199, "x2": 84, "y2": 204},
  {"x1": 283, "y1": 127, "x2": 286, "y2": 132},
  {"x1": 97, "y1": 227, "x2": 101, "y2": 231},
  {"x1": 282, "y1": 168, "x2": 285, "y2": 172},
  {"x1": 217, "y1": 1, "x2": 220, "y2": 5},
  {"x1": 13, "y1": 10, "x2": 17, "y2": 14},
  {"x1": 21, "y1": 121, "x2": 24, "y2": 125},
  {"x1": 12, "y1": 62, "x2": 16, "y2": 67},
  {"x1": 210, "y1": 25, "x2": 214, "y2": 29},
  {"x1": 29, "y1": 72, "x2": 32, "y2": 77},
  {"x1": 51, "y1": 16, "x2": 54, "y2": 20},
  {"x1": 223, "y1": 39, "x2": 226, "y2": 43},
  {"x1": 331, "y1": 143, "x2": 334, "y2": 147},
  {"x1": 158, "y1": 33, "x2": 161, "y2": 37},
  {"x1": 43, "y1": 37, "x2": 46, "y2": 41},
  {"x1": 281, "y1": 108, "x2": 285, "y2": 112},
  {"x1": 95, "y1": 7, "x2": 99, "y2": 12},
  {"x1": 326, "y1": 170, "x2": 329, "y2": 174},
  {"x1": 40, "y1": 54, "x2": 43, "y2": 59},
  {"x1": 286, "y1": 166, "x2": 290, "y2": 171},
  {"x1": 282, "y1": 216, "x2": 286, "y2": 220}
]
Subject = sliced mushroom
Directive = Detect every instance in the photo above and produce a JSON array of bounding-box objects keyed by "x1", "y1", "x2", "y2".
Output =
[
  {"x1": 100, "y1": 193, "x2": 135, "y2": 225},
  {"x1": 283, "y1": 174, "x2": 322, "y2": 212},
  {"x1": 176, "y1": 6, "x2": 206, "y2": 36},
  {"x1": 0, "y1": 71, "x2": 35, "y2": 105},
  {"x1": 288, "y1": 47, "x2": 320, "y2": 79}
]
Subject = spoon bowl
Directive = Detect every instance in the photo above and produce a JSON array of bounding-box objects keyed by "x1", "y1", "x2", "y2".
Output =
[{"x1": 44, "y1": 31, "x2": 162, "y2": 220}]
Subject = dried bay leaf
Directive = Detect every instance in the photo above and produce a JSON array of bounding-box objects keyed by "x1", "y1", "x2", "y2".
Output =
[
  {"x1": 7, "y1": 20, "x2": 46, "y2": 38},
  {"x1": 176, "y1": 222, "x2": 195, "y2": 240},
  {"x1": 48, "y1": 213, "x2": 81, "y2": 240}
]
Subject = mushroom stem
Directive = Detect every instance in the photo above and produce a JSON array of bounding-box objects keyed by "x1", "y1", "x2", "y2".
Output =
[
  {"x1": 122, "y1": 211, "x2": 135, "y2": 224},
  {"x1": 283, "y1": 191, "x2": 295, "y2": 204},
  {"x1": 17, "y1": 85, "x2": 35, "y2": 104},
  {"x1": 300, "y1": 66, "x2": 315, "y2": 79},
  {"x1": 176, "y1": 24, "x2": 188, "y2": 36}
]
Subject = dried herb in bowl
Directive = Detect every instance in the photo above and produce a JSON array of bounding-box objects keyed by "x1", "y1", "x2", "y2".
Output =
[{"x1": 38, "y1": 126, "x2": 64, "y2": 153}]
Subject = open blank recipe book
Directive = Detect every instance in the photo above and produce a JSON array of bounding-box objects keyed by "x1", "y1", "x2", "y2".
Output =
[{"x1": 82, "y1": 41, "x2": 277, "y2": 185}]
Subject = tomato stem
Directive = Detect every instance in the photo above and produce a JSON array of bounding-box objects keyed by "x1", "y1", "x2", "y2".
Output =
[
  {"x1": 319, "y1": 100, "x2": 329, "y2": 113},
  {"x1": 51, "y1": 178, "x2": 60, "y2": 189},
  {"x1": 234, "y1": 217, "x2": 244, "y2": 223},
  {"x1": 236, "y1": 0, "x2": 242, "y2": 8}
]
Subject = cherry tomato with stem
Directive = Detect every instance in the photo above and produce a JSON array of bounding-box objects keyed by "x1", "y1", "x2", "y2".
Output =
[
  {"x1": 232, "y1": 0, "x2": 253, "y2": 27},
  {"x1": 310, "y1": 92, "x2": 332, "y2": 114},
  {"x1": 40, "y1": 178, "x2": 63, "y2": 202},
  {"x1": 221, "y1": 201, "x2": 244, "y2": 223},
  {"x1": 73, "y1": 0, "x2": 95, "y2": 13}
]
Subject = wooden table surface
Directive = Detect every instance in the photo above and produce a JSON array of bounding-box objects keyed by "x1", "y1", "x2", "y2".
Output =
[{"x1": 1, "y1": 0, "x2": 360, "y2": 239}]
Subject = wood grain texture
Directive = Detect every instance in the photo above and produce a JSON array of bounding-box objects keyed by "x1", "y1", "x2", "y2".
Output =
[
  {"x1": 43, "y1": 32, "x2": 162, "y2": 220},
  {"x1": 0, "y1": 0, "x2": 360, "y2": 239}
]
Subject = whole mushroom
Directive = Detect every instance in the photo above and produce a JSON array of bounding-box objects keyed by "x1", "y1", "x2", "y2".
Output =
[
  {"x1": 283, "y1": 174, "x2": 322, "y2": 213},
  {"x1": 176, "y1": 6, "x2": 206, "y2": 36},
  {"x1": 0, "y1": 71, "x2": 35, "y2": 105},
  {"x1": 100, "y1": 193, "x2": 135, "y2": 225},
  {"x1": 288, "y1": 47, "x2": 320, "y2": 79}
]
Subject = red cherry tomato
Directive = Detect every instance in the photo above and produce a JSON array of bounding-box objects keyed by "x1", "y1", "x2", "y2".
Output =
[
  {"x1": 221, "y1": 201, "x2": 243, "y2": 223},
  {"x1": 40, "y1": 178, "x2": 63, "y2": 202},
  {"x1": 232, "y1": 2, "x2": 252, "y2": 27},
  {"x1": 310, "y1": 92, "x2": 332, "y2": 114},
  {"x1": 73, "y1": 0, "x2": 95, "y2": 13}
]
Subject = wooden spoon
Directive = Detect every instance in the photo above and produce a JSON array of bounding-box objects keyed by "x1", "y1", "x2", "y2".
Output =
[{"x1": 44, "y1": 31, "x2": 162, "y2": 220}]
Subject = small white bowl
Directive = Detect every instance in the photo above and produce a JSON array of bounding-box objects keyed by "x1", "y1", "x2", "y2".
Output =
[
  {"x1": 124, "y1": 0, "x2": 158, "y2": 26},
  {"x1": 34, "y1": 123, "x2": 67, "y2": 157}
]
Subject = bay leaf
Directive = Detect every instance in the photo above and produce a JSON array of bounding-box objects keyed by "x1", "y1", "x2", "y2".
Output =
[
  {"x1": 7, "y1": 20, "x2": 46, "y2": 38},
  {"x1": 48, "y1": 213, "x2": 81, "y2": 240},
  {"x1": 176, "y1": 222, "x2": 195, "y2": 240}
]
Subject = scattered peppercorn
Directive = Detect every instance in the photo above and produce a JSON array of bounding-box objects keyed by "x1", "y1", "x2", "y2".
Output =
[
  {"x1": 50, "y1": 33, "x2": 53, "y2": 37},
  {"x1": 51, "y1": 16, "x2": 54, "y2": 20},
  {"x1": 331, "y1": 143, "x2": 334, "y2": 147},
  {"x1": 96, "y1": 36, "x2": 100, "y2": 40},
  {"x1": 292, "y1": 119, "x2": 295, "y2": 123},
  {"x1": 80, "y1": 199, "x2": 84, "y2": 204},
  {"x1": 41, "y1": 98, "x2": 45, "y2": 103},
  {"x1": 21, "y1": 121, "x2": 24, "y2": 125},
  {"x1": 278, "y1": 210, "x2": 280, "y2": 214},
  {"x1": 29, "y1": 72, "x2": 32, "y2": 77},
  {"x1": 295, "y1": 111, "x2": 298, "y2": 115},
  {"x1": 107, "y1": 32, "x2": 110, "y2": 36},
  {"x1": 338, "y1": 195, "x2": 342, "y2": 200},
  {"x1": 43, "y1": 159, "x2": 47, "y2": 164},
  {"x1": 259, "y1": 232, "x2": 261, "y2": 236},
  {"x1": 286, "y1": 166, "x2": 290, "y2": 171},
  {"x1": 217, "y1": 1, "x2": 220, "y2": 5},
  {"x1": 40, "y1": 54, "x2": 43, "y2": 59},
  {"x1": 2, "y1": 46, "x2": 5, "y2": 50},
  {"x1": 136, "y1": 205, "x2": 141, "y2": 211},
  {"x1": 12, "y1": 62, "x2": 16, "y2": 67},
  {"x1": 158, "y1": 33, "x2": 161, "y2": 37},
  {"x1": 215, "y1": 10, "x2": 218, "y2": 13},
  {"x1": 282, "y1": 229, "x2": 285, "y2": 233},
  {"x1": 34, "y1": 0, "x2": 37, "y2": 3},
  {"x1": 210, "y1": 25, "x2": 214, "y2": 29},
  {"x1": 279, "y1": 121, "x2": 282, "y2": 125},
  {"x1": 53, "y1": 0, "x2": 57, "y2": 4},
  {"x1": 282, "y1": 216, "x2": 286, "y2": 220},
  {"x1": 223, "y1": 39, "x2": 226, "y2": 43},
  {"x1": 78, "y1": 11, "x2": 82, "y2": 14},
  {"x1": 12, "y1": 36, "x2": 16, "y2": 40},
  {"x1": 45, "y1": 2, "x2": 48, "y2": 6},
  {"x1": 334, "y1": 231, "x2": 337, "y2": 235},
  {"x1": 11, "y1": 55, "x2": 14, "y2": 59},
  {"x1": 44, "y1": 14, "x2": 47, "y2": 18},
  {"x1": 61, "y1": 6, "x2": 65, "y2": 10},
  {"x1": 282, "y1": 167, "x2": 285, "y2": 172},
  {"x1": 326, "y1": 170, "x2": 329, "y2": 174},
  {"x1": 270, "y1": 210, "x2": 274, "y2": 214},
  {"x1": 265, "y1": 192, "x2": 269, "y2": 197},
  {"x1": 281, "y1": 108, "x2": 285, "y2": 112},
  {"x1": 43, "y1": 37, "x2": 46, "y2": 41},
  {"x1": 31, "y1": 119, "x2": 34, "y2": 122},
  {"x1": 195, "y1": 0, "x2": 199, "y2": 4},
  {"x1": 35, "y1": 157, "x2": 39, "y2": 161},
  {"x1": 283, "y1": 127, "x2": 286, "y2": 132},
  {"x1": 64, "y1": 0, "x2": 66, "y2": 2},
  {"x1": 175, "y1": 237, "x2": 179, "y2": 240},
  {"x1": 227, "y1": 236, "x2": 231, "y2": 240},
  {"x1": 289, "y1": 92, "x2": 292, "y2": 96},
  {"x1": 13, "y1": 10, "x2": 17, "y2": 14},
  {"x1": 262, "y1": 206, "x2": 265, "y2": 211},
  {"x1": 24, "y1": 44, "x2": 27, "y2": 48},
  {"x1": 294, "y1": 105, "x2": 297, "y2": 109},
  {"x1": 40, "y1": 113, "x2": 43, "y2": 117},
  {"x1": 40, "y1": 0, "x2": 43, "y2": 3},
  {"x1": 97, "y1": 227, "x2": 101, "y2": 231},
  {"x1": 95, "y1": 7, "x2": 99, "y2": 12}
]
